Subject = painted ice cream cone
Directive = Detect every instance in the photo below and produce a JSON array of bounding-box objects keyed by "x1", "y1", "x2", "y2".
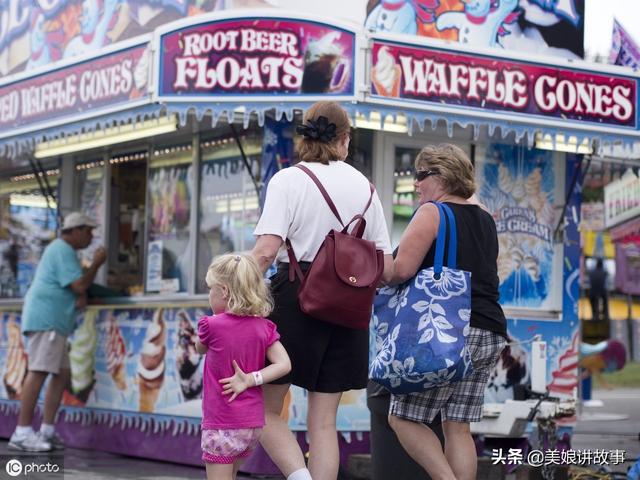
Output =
[
  {"x1": 68, "y1": 311, "x2": 98, "y2": 404},
  {"x1": 280, "y1": 389, "x2": 292, "y2": 422},
  {"x1": 137, "y1": 308, "x2": 166, "y2": 412},
  {"x1": 372, "y1": 46, "x2": 401, "y2": 97},
  {"x1": 372, "y1": 65, "x2": 401, "y2": 97},
  {"x1": 138, "y1": 380, "x2": 162, "y2": 412},
  {"x1": 548, "y1": 332, "x2": 579, "y2": 396},
  {"x1": 175, "y1": 310, "x2": 203, "y2": 400},
  {"x1": 107, "y1": 313, "x2": 127, "y2": 391},
  {"x1": 340, "y1": 389, "x2": 361, "y2": 404},
  {"x1": 3, "y1": 315, "x2": 27, "y2": 400},
  {"x1": 129, "y1": 46, "x2": 150, "y2": 100}
]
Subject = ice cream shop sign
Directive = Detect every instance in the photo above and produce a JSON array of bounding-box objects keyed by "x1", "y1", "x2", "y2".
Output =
[
  {"x1": 0, "y1": 40, "x2": 151, "y2": 138},
  {"x1": 155, "y1": 13, "x2": 357, "y2": 101},
  {"x1": 370, "y1": 38, "x2": 638, "y2": 131}
]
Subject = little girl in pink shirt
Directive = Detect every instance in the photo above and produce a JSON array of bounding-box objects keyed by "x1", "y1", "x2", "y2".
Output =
[{"x1": 196, "y1": 253, "x2": 291, "y2": 480}]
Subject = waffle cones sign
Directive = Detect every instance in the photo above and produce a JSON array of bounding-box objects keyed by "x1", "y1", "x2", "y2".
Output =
[
  {"x1": 0, "y1": 40, "x2": 151, "y2": 137},
  {"x1": 370, "y1": 39, "x2": 638, "y2": 129},
  {"x1": 155, "y1": 13, "x2": 357, "y2": 101}
]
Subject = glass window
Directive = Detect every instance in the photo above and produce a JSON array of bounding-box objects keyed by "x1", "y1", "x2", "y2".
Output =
[
  {"x1": 107, "y1": 153, "x2": 147, "y2": 296},
  {"x1": 146, "y1": 147, "x2": 194, "y2": 294},
  {"x1": 75, "y1": 160, "x2": 106, "y2": 268},
  {"x1": 392, "y1": 147, "x2": 421, "y2": 247},
  {"x1": 196, "y1": 131, "x2": 262, "y2": 293},
  {"x1": 0, "y1": 170, "x2": 59, "y2": 298},
  {"x1": 347, "y1": 128, "x2": 374, "y2": 180}
]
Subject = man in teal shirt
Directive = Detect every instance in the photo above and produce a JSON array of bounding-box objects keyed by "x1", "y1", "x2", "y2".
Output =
[{"x1": 9, "y1": 212, "x2": 106, "y2": 452}]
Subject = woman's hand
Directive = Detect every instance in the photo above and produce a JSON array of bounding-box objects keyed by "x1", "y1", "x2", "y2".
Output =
[{"x1": 219, "y1": 360, "x2": 254, "y2": 402}]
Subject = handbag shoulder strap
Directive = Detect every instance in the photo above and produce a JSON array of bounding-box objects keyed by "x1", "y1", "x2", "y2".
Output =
[
  {"x1": 296, "y1": 164, "x2": 376, "y2": 223},
  {"x1": 361, "y1": 182, "x2": 375, "y2": 216},
  {"x1": 295, "y1": 164, "x2": 344, "y2": 226},
  {"x1": 286, "y1": 164, "x2": 376, "y2": 282},
  {"x1": 431, "y1": 202, "x2": 457, "y2": 274},
  {"x1": 441, "y1": 203, "x2": 457, "y2": 269}
]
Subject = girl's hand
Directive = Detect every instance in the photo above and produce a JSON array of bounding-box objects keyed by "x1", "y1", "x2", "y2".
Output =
[
  {"x1": 219, "y1": 360, "x2": 253, "y2": 402},
  {"x1": 194, "y1": 339, "x2": 208, "y2": 355}
]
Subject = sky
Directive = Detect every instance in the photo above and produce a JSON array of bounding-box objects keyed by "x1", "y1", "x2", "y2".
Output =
[{"x1": 584, "y1": 0, "x2": 640, "y2": 58}]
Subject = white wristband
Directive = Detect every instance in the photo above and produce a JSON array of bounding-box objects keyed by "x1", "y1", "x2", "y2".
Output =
[{"x1": 252, "y1": 371, "x2": 264, "y2": 386}]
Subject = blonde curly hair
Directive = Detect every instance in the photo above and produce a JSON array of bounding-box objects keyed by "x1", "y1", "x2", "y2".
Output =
[{"x1": 205, "y1": 253, "x2": 273, "y2": 317}]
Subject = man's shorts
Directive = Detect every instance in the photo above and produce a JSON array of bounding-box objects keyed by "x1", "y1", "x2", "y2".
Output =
[{"x1": 26, "y1": 331, "x2": 70, "y2": 375}]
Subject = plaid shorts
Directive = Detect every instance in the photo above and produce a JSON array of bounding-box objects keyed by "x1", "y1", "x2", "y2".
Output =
[{"x1": 389, "y1": 327, "x2": 506, "y2": 423}]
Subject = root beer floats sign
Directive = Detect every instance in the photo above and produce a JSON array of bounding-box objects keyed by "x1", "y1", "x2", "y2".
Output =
[
  {"x1": 370, "y1": 37, "x2": 639, "y2": 132},
  {"x1": 0, "y1": 38, "x2": 151, "y2": 138},
  {"x1": 154, "y1": 13, "x2": 357, "y2": 101}
]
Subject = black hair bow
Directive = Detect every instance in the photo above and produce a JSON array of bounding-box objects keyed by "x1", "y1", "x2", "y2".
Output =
[{"x1": 295, "y1": 116, "x2": 337, "y2": 143}]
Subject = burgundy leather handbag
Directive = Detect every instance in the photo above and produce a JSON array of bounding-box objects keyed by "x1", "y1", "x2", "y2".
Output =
[{"x1": 286, "y1": 165, "x2": 384, "y2": 330}]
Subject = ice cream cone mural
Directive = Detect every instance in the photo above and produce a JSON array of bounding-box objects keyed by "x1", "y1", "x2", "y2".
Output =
[
  {"x1": 175, "y1": 310, "x2": 203, "y2": 400},
  {"x1": 280, "y1": 389, "x2": 292, "y2": 422},
  {"x1": 137, "y1": 309, "x2": 166, "y2": 412},
  {"x1": 372, "y1": 46, "x2": 401, "y2": 97},
  {"x1": 479, "y1": 146, "x2": 556, "y2": 308},
  {"x1": 130, "y1": 45, "x2": 150, "y2": 99},
  {"x1": 548, "y1": 332, "x2": 579, "y2": 396},
  {"x1": 68, "y1": 311, "x2": 98, "y2": 404},
  {"x1": 3, "y1": 315, "x2": 27, "y2": 399},
  {"x1": 107, "y1": 313, "x2": 127, "y2": 391}
]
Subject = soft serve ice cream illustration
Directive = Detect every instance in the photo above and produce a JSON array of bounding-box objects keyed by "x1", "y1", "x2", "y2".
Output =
[
  {"x1": 106, "y1": 313, "x2": 127, "y2": 391},
  {"x1": 137, "y1": 309, "x2": 166, "y2": 412},
  {"x1": 68, "y1": 311, "x2": 98, "y2": 404},
  {"x1": 175, "y1": 310, "x2": 203, "y2": 400},
  {"x1": 3, "y1": 315, "x2": 27, "y2": 399},
  {"x1": 132, "y1": 46, "x2": 151, "y2": 98},
  {"x1": 372, "y1": 46, "x2": 401, "y2": 97}
]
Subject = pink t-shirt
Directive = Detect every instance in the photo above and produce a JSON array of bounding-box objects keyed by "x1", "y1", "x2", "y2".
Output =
[{"x1": 198, "y1": 313, "x2": 280, "y2": 429}]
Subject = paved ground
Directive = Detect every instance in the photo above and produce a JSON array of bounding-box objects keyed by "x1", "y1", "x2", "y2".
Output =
[
  {"x1": 571, "y1": 388, "x2": 640, "y2": 477},
  {"x1": 1, "y1": 388, "x2": 638, "y2": 479},
  {"x1": 0, "y1": 442, "x2": 208, "y2": 480}
]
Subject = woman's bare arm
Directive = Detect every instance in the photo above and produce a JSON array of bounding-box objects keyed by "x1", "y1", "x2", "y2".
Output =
[
  {"x1": 251, "y1": 234, "x2": 284, "y2": 273},
  {"x1": 389, "y1": 203, "x2": 440, "y2": 285}
]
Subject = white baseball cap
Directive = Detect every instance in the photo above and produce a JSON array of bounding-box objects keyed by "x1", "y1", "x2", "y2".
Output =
[{"x1": 62, "y1": 212, "x2": 98, "y2": 231}]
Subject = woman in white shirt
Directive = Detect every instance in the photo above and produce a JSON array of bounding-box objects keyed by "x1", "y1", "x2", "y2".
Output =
[{"x1": 252, "y1": 101, "x2": 393, "y2": 480}]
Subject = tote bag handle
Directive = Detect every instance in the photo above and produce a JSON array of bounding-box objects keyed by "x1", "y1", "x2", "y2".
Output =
[{"x1": 431, "y1": 202, "x2": 457, "y2": 276}]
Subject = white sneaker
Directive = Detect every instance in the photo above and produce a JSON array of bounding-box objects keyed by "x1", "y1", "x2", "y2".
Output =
[
  {"x1": 8, "y1": 431, "x2": 52, "y2": 452},
  {"x1": 39, "y1": 431, "x2": 65, "y2": 450}
]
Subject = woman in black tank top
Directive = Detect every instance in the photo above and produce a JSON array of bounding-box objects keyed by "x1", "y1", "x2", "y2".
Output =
[{"x1": 386, "y1": 144, "x2": 507, "y2": 480}]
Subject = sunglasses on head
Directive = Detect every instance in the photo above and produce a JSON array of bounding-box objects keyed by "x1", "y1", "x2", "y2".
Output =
[{"x1": 414, "y1": 169, "x2": 439, "y2": 182}]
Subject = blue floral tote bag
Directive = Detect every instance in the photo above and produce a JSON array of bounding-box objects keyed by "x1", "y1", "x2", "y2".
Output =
[{"x1": 369, "y1": 202, "x2": 473, "y2": 394}]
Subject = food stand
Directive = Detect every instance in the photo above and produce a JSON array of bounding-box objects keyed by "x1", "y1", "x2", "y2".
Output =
[{"x1": 1, "y1": 7, "x2": 639, "y2": 470}]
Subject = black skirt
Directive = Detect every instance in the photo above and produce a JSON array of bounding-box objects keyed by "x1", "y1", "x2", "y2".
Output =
[{"x1": 268, "y1": 263, "x2": 369, "y2": 393}]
